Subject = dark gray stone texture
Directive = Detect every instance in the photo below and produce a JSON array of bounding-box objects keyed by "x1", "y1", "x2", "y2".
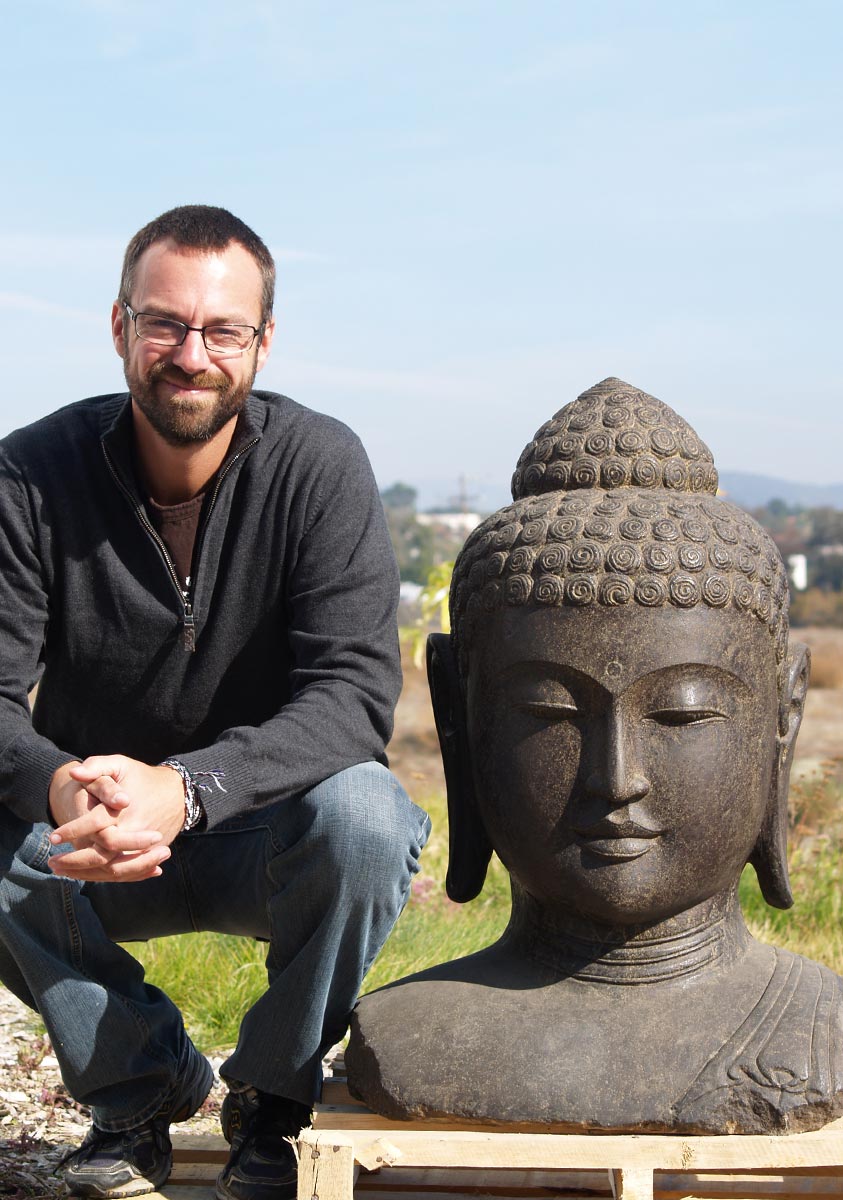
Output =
[{"x1": 347, "y1": 379, "x2": 843, "y2": 1135}]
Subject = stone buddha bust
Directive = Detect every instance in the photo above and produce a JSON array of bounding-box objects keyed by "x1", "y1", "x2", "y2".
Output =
[{"x1": 346, "y1": 378, "x2": 843, "y2": 1135}]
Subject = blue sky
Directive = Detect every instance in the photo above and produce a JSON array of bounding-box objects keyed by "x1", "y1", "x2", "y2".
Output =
[{"x1": 2, "y1": 0, "x2": 840, "y2": 509}]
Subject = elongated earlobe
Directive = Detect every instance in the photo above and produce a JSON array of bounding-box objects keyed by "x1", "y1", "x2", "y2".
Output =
[
  {"x1": 749, "y1": 643, "x2": 810, "y2": 909},
  {"x1": 427, "y1": 634, "x2": 493, "y2": 902}
]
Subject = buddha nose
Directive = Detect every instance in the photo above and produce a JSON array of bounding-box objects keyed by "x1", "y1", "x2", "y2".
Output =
[{"x1": 585, "y1": 709, "x2": 651, "y2": 806}]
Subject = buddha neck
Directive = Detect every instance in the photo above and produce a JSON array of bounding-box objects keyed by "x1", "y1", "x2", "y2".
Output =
[{"x1": 505, "y1": 883, "x2": 753, "y2": 984}]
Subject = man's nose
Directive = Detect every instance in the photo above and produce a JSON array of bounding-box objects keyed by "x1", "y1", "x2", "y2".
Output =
[
  {"x1": 584, "y1": 710, "x2": 651, "y2": 805},
  {"x1": 170, "y1": 328, "x2": 212, "y2": 374}
]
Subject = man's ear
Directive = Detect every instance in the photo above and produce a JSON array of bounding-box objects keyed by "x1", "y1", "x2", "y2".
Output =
[
  {"x1": 427, "y1": 633, "x2": 493, "y2": 902},
  {"x1": 255, "y1": 315, "x2": 275, "y2": 373},
  {"x1": 749, "y1": 642, "x2": 810, "y2": 910},
  {"x1": 111, "y1": 301, "x2": 127, "y2": 358}
]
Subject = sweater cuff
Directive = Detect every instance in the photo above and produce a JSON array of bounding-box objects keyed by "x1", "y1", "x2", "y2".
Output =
[
  {"x1": 175, "y1": 743, "x2": 257, "y2": 829},
  {"x1": 6, "y1": 737, "x2": 79, "y2": 826}
]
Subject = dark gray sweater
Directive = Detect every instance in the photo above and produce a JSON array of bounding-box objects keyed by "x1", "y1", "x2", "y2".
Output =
[{"x1": 0, "y1": 390, "x2": 401, "y2": 828}]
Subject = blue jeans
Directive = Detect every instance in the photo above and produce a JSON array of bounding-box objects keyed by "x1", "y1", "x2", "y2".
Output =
[{"x1": 0, "y1": 763, "x2": 429, "y2": 1130}]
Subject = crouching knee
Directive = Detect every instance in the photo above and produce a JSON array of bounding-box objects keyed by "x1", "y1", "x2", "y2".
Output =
[{"x1": 296, "y1": 763, "x2": 430, "y2": 884}]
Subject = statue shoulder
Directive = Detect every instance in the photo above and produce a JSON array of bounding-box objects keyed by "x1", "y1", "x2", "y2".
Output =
[{"x1": 675, "y1": 948, "x2": 843, "y2": 1133}]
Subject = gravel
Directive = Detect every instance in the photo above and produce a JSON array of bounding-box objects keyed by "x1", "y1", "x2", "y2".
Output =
[{"x1": 0, "y1": 986, "x2": 227, "y2": 1198}]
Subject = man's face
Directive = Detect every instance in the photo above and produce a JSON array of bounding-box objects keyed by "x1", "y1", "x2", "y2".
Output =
[
  {"x1": 111, "y1": 238, "x2": 274, "y2": 447},
  {"x1": 465, "y1": 603, "x2": 779, "y2": 925}
]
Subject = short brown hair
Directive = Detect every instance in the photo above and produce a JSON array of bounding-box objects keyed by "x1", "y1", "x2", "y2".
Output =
[{"x1": 119, "y1": 205, "x2": 275, "y2": 321}]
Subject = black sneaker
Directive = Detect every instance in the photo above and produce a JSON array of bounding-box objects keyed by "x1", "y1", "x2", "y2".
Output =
[
  {"x1": 216, "y1": 1085, "x2": 311, "y2": 1200},
  {"x1": 59, "y1": 1049, "x2": 214, "y2": 1198}
]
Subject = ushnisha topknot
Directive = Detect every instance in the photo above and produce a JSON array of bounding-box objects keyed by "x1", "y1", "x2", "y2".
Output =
[
  {"x1": 451, "y1": 378, "x2": 789, "y2": 670},
  {"x1": 511, "y1": 377, "x2": 718, "y2": 500}
]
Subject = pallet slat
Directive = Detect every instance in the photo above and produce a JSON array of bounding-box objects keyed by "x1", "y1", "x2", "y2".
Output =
[{"x1": 152, "y1": 1062, "x2": 843, "y2": 1200}]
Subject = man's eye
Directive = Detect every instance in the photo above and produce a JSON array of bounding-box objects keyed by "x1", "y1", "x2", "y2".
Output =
[
  {"x1": 207, "y1": 326, "x2": 246, "y2": 348},
  {"x1": 646, "y1": 708, "x2": 726, "y2": 727},
  {"x1": 138, "y1": 317, "x2": 181, "y2": 337}
]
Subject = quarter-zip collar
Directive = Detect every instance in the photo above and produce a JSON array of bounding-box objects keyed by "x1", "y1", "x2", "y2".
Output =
[
  {"x1": 99, "y1": 393, "x2": 267, "y2": 502},
  {"x1": 100, "y1": 393, "x2": 266, "y2": 650}
]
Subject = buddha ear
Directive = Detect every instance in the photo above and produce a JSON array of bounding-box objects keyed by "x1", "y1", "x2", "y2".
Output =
[
  {"x1": 749, "y1": 642, "x2": 810, "y2": 910},
  {"x1": 427, "y1": 633, "x2": 493, "y2": 903}
]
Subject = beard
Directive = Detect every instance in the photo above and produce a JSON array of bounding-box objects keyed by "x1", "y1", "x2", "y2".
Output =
[{"x1": 124, "y1": 356, "x2": 258, "y2": 446}]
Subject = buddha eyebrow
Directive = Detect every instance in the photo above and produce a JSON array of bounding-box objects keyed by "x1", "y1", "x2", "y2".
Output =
[
  {"x1": 500, "y1": 661, "x2": 601, "y2": 691},
  {"x1": 499, "y1": 659, "x2": 754, "y2": 699},
  {"x1": 634, "y1": 662, "x2": 753, "y2": 696}
]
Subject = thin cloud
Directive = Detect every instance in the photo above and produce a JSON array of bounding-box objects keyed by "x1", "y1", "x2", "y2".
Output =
[
  {"x1": 0, "y1": 292, "x2": 102, "y2": 325},
  {"x1": 504, "y1": 40, "x2": 620, "y2": 86},
  {"x1": 276, "y1": 357, "x2": 469, "y2": 401},
  {"x1": 271, "y1": 247, "x2": 333, "y2": 265},
  {"x1": 0, "y1": 233, "x2": 125, "y2": 269}
]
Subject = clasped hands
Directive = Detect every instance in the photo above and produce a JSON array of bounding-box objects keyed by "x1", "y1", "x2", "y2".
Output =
[{"x1": 48, "y1": 756, "x2": 185, "y2": 883}]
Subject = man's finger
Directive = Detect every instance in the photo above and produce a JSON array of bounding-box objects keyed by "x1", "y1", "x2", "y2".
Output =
[
  {"x1": 70, "y1": 756, "x2": 129, "y2": 784},
  {"x1": 50, "y1": 803, "x2": 121, "y2": 846},
  {"x1": 49, "y1": 846, "x2": 171, "y2": 880},
  {"x1": 83, "y1": 775, "x2": 130, "y2": 808},
  {"x1": 94, "y1": 827, "x2": 163, "y2": 853}
]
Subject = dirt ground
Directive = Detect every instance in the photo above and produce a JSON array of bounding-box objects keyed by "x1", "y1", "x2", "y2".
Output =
[{"x1": 387, "y1": 625, "x2": 843, "y2": 798}]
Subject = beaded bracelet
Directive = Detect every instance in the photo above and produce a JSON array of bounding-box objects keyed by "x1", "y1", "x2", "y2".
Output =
[{"x1": 160, "y1": 758, "x2": 204, "y2": 832}]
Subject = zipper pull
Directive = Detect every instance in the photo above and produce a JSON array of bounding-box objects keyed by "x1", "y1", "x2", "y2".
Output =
[{"x1": 183, "y1": 599, "x2": 196, "y2": 653}]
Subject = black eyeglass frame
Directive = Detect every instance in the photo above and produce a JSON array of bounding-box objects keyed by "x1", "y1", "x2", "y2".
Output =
[{"x1": 122, "y1": 301, "x2": 266, "y2": 356}]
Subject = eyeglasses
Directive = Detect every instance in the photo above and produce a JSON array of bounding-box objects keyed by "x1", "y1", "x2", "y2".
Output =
[{"x1": 122, "y1": 302, "x2": 265, "y2": 356}]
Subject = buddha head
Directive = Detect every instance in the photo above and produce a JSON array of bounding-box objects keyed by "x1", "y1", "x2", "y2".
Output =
[{"x1": 429, "y1": 378, "x2": 809, "y2": 927}]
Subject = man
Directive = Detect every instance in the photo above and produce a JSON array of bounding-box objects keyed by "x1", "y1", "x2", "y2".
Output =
[{"x1": 0, "y1": 205, "x2": 429, "y2": 1200}]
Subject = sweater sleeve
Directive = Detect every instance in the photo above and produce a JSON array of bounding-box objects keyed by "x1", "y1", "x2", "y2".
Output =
[
  {"x1": 0, "y1": 450, "x2": 78, "y2": 823},
  {"x1": 176, "y1": 430, "x2": 403, "y2": 828}
]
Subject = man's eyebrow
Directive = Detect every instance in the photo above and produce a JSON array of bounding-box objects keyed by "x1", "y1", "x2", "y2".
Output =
[{"x1": 138, "y1": 304, "x2": 255, "y2": 324}]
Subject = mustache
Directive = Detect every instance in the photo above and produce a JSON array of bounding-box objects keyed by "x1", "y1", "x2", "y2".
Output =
[
  {"x1": 574, "y1": 817, "x2": 663, "y2": 839},
  {"x1": 148, "y1": 361, "x2": 226, "y2": 391}
]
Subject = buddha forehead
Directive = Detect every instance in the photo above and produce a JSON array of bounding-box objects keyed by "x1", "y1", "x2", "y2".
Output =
[{"x1": 466, "y1": 603, "x2": 779, "y2": 699}]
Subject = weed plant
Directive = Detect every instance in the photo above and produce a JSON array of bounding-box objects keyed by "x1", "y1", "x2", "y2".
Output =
[
  {"x1": 127, "y1": 768, "x2": 843, "y2": 1052},
  {"x1": 741, "y1": 761, "x2": 843, "y2": 974}
]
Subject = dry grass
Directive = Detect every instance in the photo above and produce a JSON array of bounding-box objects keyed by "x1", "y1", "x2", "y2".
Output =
[{"x1": 793, "y1": 625, "x2": 843, "y2": 688}]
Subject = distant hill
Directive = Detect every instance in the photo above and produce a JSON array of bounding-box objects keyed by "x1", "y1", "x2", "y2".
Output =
[
  {"x1": 718, "y1": 471, "x2": 843, "y2": 511},
  {"x1": 406, "y1": 471, "x2": 843, "y2": 517}
]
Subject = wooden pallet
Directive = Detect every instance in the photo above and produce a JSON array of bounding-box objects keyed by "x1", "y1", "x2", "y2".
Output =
[{"x1": 153, "y1": 1060, "x2": 843, "y2": 1200}]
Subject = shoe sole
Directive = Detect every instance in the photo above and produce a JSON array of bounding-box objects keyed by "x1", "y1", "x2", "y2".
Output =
[
  {"x1": 214, "y1": 1170, "x2": 298, "y2": 1200},
  {"x1": 62, "y1": 1161, "x2": 170, "y2": 1198}
]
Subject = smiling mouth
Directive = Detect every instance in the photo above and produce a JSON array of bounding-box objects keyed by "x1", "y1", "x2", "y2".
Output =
[
  {"x1": 573, "y1": 819, "x2": 663, "y2": 863},
  {"x1": 161, "y1": 378, "x2": 220, "y2": 395}
]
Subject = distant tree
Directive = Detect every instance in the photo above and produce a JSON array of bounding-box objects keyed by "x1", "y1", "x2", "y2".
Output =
[
  {"x1": 767, "y1": 498, "x2": 791, "y2": 518},
  {"x1": 808, "y1": 507, "x2": 843, "y2": 549},
  {"x1": 813, "y1": 554, "x2": 843, "y2": 592},
  {"x1": 380, "y1": 482, "x2": 417, "y2": 512}
]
